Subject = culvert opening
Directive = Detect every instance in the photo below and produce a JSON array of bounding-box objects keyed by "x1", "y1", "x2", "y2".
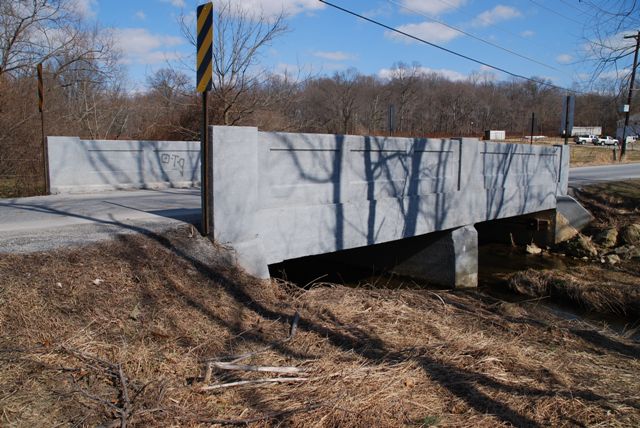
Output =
[{"x1": 268, "y1": 231, "x2": 452, "y2": 289}]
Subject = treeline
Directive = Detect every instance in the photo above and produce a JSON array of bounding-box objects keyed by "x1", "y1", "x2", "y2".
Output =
[
  {"x1": 0, "y1": 0, "x2": 628, "y2": 196},
  {"x1": 4, "y1": 64, "x2": 622, "y2": 141}
]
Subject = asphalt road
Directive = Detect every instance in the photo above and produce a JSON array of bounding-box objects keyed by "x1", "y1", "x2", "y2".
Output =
[
  {"x1": 1, "y1": 162, "x2": 639, "y2": 253},
  {"x1": 0, "y1": 188, "x2": 201, "y2": 253},
  {"x1": 568, "y1": 163, "x2": 640, "y2": 186}
]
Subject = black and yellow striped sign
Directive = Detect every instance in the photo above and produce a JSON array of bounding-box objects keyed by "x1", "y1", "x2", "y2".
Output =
[
  {"x1": 196, "y1": 2, "x2": 213, "y2": 93},
  {"x1": 37, "y1": 63, "x2": 44, "y2": 112}
]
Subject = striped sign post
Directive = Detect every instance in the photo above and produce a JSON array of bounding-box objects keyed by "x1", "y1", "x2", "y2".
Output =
[
  {"x1": 197, "y1": 2, "x2": 213, "y2": 235},
  {"x1": 37, "y1": 63, "x2": 50, "y2": 194}
]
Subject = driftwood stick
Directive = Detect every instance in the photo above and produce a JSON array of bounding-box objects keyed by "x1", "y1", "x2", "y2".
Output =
[
  {"x1": 201, "y1": 311, "x2": 301, "y2": 364},
  {"x1": 287, "y1": 311, "x2": 300, "y2": 341},
  {"x1": 200, "y1": 377, "x2": 307, "y2": 391},
  {"x1": 210, "y1": 362, "x2": 305, "y2": 374},
  {"x1": 203, "y1": 362, "x2": 213, "y2": 384}
]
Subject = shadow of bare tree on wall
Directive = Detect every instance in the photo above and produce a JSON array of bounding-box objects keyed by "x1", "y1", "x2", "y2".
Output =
[
  {"x1": 483, "y1": 141, "x2": 560, "y2": 221},
  {"x1": 49, "y1": 137, "x2": 200, "y2": 192},
  {"x1": 265, "y1": 132, "x2": 461, "y2": 263}
]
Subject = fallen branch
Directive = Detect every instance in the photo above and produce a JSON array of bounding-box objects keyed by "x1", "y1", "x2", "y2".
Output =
[
  {"x1": 117, "y1": 363, "x2": 131, "y2": 428},
  {"x1": 209, "y1": 362, "x2": 305, "y2": 374},
  {"x1": 200, "y1": 377, "x2": 307, "y2": 391}
]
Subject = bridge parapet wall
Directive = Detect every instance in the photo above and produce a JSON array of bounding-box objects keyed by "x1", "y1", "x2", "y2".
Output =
[
  {"x1": 47, "y1": 137, "x2": 201, "y2": 193},
  {"x1": 210, "y1": 126, "x2": 569, "y2": 278}
]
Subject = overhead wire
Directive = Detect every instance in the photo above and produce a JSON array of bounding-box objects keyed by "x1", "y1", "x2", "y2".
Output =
[
  {"x1": 527, "y1": 0, "x2": 585, "y2": 25},
  {"x1": 557, "y1": 0, "x2": 596, "y2": 17},
  {"x1": 386, "y1": 0, "x2": 566, "y2": 74},
  {"x1": 430, "y1": 0, "x2": 542, "y2": 43},
  {"x1": 318, "y1": 0, "x2": 581, "y2": 93}
]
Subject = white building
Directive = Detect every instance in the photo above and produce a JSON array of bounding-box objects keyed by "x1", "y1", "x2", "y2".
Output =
[{"x1": 617, "y1": 113, "x2": 640, "y2": 141}]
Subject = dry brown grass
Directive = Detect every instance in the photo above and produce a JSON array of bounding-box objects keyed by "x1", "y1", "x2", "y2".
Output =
[
  {"x1": 509, "y1": 268, "x2": 640, "y2": 317},
  {"x1": 573, "y1": 180, "x2": 640, "y2": 231},
  {"x1": 1, "y1": 227, "x2": 639, "y2": 427}
]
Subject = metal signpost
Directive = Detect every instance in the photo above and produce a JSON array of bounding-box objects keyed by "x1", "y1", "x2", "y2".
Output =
[
  {"x1": 388, "y1": 104, "x2": 395, "y2": 135},
  {"x1": 560, "y1": 95, "x2": 575, "y2": 145},
  {"x1": 37, "y1": 63, "x2": 50, "y2": 194},
  {"x1": 197, "y1": 2, "x2": 213, "y2": 235},
  {"x1": 530, "y1": 112, "x2": 535, "y2": 145}
]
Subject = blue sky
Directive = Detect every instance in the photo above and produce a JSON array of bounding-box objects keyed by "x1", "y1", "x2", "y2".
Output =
[{"x1": 78, "y1": 0, "x2": 625, "y2": 90}]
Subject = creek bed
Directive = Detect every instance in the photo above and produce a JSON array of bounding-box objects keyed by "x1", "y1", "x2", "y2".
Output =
[{"x1": 271, "y1": 242, "x2": 640, "y2": 340}]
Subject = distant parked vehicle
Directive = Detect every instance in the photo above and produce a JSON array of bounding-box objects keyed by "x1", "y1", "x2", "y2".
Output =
[
  {"x1": 574, "y1": 135, "x2": 598, "y2": 144},
  {"x1": 594, "y1": 136, "x2": 619, "y2": 146}
]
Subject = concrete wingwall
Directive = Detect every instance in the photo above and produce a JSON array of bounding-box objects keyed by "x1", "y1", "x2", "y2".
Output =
[
  {"x1": 210, "y1": 126, "x2": 569, "y2": 278},
  {"x1": 47, "y1": 136, "x2": 201, "y2": 193}
]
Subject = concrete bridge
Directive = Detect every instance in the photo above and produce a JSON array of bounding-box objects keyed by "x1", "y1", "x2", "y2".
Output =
[
  {"x1": 208, "y1": 126, "x2": 569, "y2": 287},
  {"x1": 43, "y1": 128, "x2": 570, "y2": 287}
]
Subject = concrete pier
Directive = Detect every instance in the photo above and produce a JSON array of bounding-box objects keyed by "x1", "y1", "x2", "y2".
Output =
[{"x1": 392, "y1": 225, "x2": 479, "y2": 288}]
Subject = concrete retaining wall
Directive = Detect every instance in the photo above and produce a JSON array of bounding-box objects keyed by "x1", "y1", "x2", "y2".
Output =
[
  {"x1": 47, "y1": 136, "x2": 200, "y2": 193},
  {"x1": 210, "y1": 126, "x2": 569, "y2": 278}
]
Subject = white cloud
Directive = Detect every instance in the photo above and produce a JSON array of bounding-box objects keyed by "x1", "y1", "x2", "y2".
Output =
[
  {"x1": 520, "y1": 30, "x2": 535, "y2": 38},
  {"x1": 398, "y1": 0, "x2": 466, "y2": 16},
  {"x1": 161, "y1": 0, "x2": 186, "y2": 7},
  {"x1": 313, "y1": 51, "x2": 356, "y2": 61},
  {"x1": 386, "y1": 21, "x2": 460, "y2": 44},
  {"x1": 583, "y1": 31, "x2": 637, "y2": 58},
  {"x1": 472, "y1": 5, "x2": 521, "y2": 27},
  {"x1": 378, "y1": 66, "x2": 467, "y2": 81},
  {"x1": 272, "y1": 62, "x2": 316, "y2": 81},
  {"x1": 556, "y1": 53, "x2": 573, "y2": 64},
  {"x1": 110, "y1": 28, "x2": 185, "y2": 65},
  {"x1": 219, "y1": 0, "x2": 325, "y2": 18},
  {"x1": 598, "y1": 68, "x2": 631, "y2": 80},
  {"x1": 68, "y1": 0, "x2": 97, "y2": 18},
  {"x1": 135, "y1": 10, "x2": 146, "y2": 20}
]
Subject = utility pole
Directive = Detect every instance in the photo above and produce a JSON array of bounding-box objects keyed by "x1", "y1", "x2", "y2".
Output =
[{"x1": 621, "y1": 30, "x2": 640, "y2": 161}]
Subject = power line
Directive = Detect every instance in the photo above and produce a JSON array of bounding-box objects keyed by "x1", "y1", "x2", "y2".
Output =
[
  {"x1": 527, "y1": 0, "x2": 585, "y2": 25},
  {"x1": 318, "y1": 0, "x2": 580, "y2": 93},
  {"x1": 557, "y1": 0, "x2": 594, "y2": 16},
  {"x1": 431, "y1": 0, "x2": 541, "y2": 43},
  {"x1": 386, "y1": 0, "x2": 566, "y2": 74}
]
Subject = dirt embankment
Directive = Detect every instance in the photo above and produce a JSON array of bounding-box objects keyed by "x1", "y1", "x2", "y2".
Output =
[
  {"x1": 1, "y1": 225, "x2": 639, "y2": 427},
  {"x1": 507, "y1": 180, "x2": 640, "y2": 318}
]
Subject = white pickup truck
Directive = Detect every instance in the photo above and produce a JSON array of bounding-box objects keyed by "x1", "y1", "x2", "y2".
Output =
[
  {"x1": 574, "y1": 135, "x2": 598, "y2": 144},
  {"x1": 594, "y1": 136, "x2": 619, "y2": 146}
]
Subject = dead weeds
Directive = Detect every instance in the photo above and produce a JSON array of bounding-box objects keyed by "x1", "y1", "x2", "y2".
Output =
[{"x1": 1, "y1": 227, "x2": 639, "y2": 427}]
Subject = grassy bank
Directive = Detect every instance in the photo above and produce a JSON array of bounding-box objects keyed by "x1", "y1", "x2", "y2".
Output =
[
  {"x1": 507, "y1": 180, "x2": 640, "y2": 318},
  {"x1": 1, "y1": 227, "x2": 639, "y2": 427}
]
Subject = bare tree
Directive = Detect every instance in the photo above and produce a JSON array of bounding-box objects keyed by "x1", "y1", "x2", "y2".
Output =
[
  {"x1": 179, "y1": 1, "x2": 288, "y2": 125},
  {"x1": 0, "y1": 0, "x2": 113, "y2": 78},
  {"x1": 580, "y1": 0, "x2": 640, "y2": 90}
]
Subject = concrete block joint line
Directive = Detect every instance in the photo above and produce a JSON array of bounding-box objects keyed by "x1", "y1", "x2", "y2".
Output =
[{"x1": 209, "y1": 126, "x2": 569, "y2": 288}]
